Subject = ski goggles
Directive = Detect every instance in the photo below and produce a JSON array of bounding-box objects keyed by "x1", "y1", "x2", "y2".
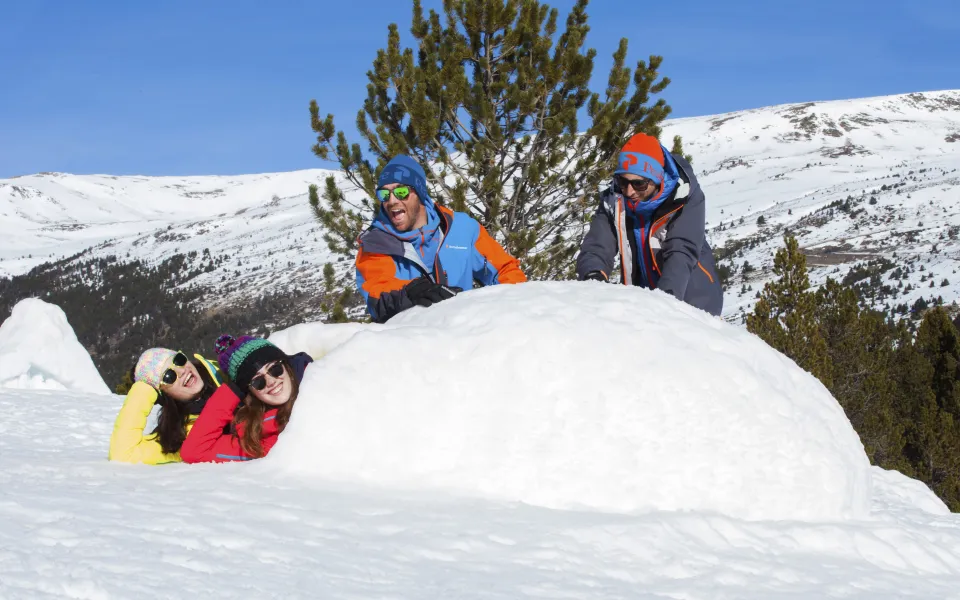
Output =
[
  {"x1": 250, "y1": 362, "x2": 286, "y2": 391},
  {"x1": 160, "y1": 352, "x2": 190, "y2": 386},
  {"x1": 376, "y1": 185, "x2": 412, "y2": 202}
]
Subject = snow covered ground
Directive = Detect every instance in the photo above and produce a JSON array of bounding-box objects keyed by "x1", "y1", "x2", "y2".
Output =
[{"x1": 2, "y1": 288, "x2": 960, "y2": 598}]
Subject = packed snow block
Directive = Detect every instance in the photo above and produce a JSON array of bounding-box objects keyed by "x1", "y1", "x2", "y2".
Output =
[
  {"x1": 0, "y1": 298, "x2": 110, "y2": 394},
  {"x1": 269, "y1": 321, "x2": 385, "y2": 361},
  {"x1": 271, "y1": 282, "x2": 872, "y2": 521}
]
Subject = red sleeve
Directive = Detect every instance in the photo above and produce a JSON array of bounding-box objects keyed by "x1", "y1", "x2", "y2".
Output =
[{"x1": 180, "y1": 384, "x2": 251, "y2": 463}]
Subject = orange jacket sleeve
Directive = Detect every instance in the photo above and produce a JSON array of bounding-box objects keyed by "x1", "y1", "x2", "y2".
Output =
[
  {"x1": 355, "y1": 247, "x2": 416, "y2": 323},
  {"x1": 473, "y1": 224, "x2": 527, "y2": 285}
]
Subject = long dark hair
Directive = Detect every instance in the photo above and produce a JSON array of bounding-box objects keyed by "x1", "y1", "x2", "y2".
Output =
[
  {"x1": 233, "y1": 361, "x2": 300, "y2": 458},
  {"x1": 152, "y1": 358, "x2": 218, "y2": 454}
]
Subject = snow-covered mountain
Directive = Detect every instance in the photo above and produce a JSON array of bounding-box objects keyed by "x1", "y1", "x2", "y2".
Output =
[
  {"x1": 2, "y1": 89, "x2": 959, "y2": 323},
  {"x1": 0, "y1": 169, "x2": 345, "y2": 315},
  {"x1": 665, "y1": 89, "x2": 960, "y2": 321},
  {"x1": 2, "y1": 285, "x2": 959, "y2": 597}
]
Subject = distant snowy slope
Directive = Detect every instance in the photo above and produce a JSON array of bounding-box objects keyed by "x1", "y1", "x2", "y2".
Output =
[
  {"x1": 0, "y1": 169, "x2": 358, "y2": 313},
  {"x1": 1, "y1": 89, "x2": 958, "y2": 322},
  {"x1": 660, "y1": 89, "x2": 960, "y2": 321},
  {"x1": 0, "y1": 298, "x2": 110, "y2": 393}
]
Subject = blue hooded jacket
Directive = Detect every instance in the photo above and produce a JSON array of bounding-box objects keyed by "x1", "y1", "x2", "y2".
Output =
[{"x1": 354, "y1": 155, "x2": 528, "y2": 322}]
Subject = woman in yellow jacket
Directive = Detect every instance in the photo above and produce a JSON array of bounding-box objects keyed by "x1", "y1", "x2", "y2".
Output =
[{"x1": 109, "y1": 348, "x2": 223, "y2": 464}]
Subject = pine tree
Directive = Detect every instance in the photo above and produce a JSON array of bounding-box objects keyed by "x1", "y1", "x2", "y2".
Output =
[
  {"x1": 115, "y1": 369, "x2": 134, "y2": 395},
  {"x1": 322, "y1": 263, "x2": 336, "y2": 292},
  {"x1": 330, "y1": 303, "x2": 348, "y2": 323},
  {"x1": 747, "y1": 235, "x2": 831, "y2": 385},
  {"x1": 815, "y1": 279, "x2": 904, "y2": 469},
  {"x1": 914, "y1": 309, "x2": 960, "y2": 508},
  {"x1": 892, "y1": 316, "x2": 960, "y2": 509},
  {"x1": 309, "y1": 0, "x2": 677, "y2": 279},
  {"x1": 916, "y1": 307, "x2": 960, "y2": 418}
]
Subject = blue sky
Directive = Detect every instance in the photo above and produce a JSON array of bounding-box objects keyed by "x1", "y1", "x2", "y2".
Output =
[{"x1": 1, "y1": 0, "x2": 958, "y2": 177}]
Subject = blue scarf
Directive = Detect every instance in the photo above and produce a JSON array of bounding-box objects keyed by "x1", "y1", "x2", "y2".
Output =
[{"x1": 626, "y1": 151, "x2": 680, "y2": 288}]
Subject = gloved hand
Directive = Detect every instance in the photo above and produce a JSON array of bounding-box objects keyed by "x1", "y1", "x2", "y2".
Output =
[
  {"x1": 404, "y1": 276, "x2": 460, "y2": 307},
  {"x1": 581, "y1": 271, "x2": 608, "y2": 282}
]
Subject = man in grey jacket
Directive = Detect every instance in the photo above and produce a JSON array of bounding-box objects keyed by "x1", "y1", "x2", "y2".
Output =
[{"x1": 576, "y1": 133, "x2": 723, "y2": 316}]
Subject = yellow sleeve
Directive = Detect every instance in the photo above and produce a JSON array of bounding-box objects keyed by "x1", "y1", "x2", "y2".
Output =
[{"x1": 108, "y1": 382, "x2": 181, "y2": 465}]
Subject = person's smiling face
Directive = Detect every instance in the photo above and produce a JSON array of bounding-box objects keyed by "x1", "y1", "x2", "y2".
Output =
[
  {"x1": 249, "y1": 361, "x2": 292, "y2": 407},
  {"x1": 379, "y1": 183, "x2": 426, "y2": 232}
]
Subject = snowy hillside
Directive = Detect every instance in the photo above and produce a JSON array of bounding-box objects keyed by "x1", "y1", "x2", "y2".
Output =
[
  {"x1": 1, "y1": 90, "x2": 959, "y2": 324},
  {"x1": 0, "y1": 169, "x2": 347, "y2": 309},
  {"x1": 661, "y1": 90, "x2": 960, "y2": 322},
  {"x1": 2, "y1": 286, "x2": 960, "y2": 598}
]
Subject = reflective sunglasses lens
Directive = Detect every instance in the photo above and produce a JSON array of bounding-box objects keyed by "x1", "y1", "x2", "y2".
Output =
[
  {"x1": 268, "y1": 363, "x2": 285, "y2": 378},
  {"x1": 162, "y1": 369, "x2": 178, "y2": 385},
  {"x1": 250, "y1": 376, "x2": 267, "y2": 391},
  {"x1": 393, "y1": 186, "x2": 410, "y2": 200},
  {"x1": 172, "y1": 352, "x2": 188, "y2": 367},
  {"x1": 376, "y1": 188, "x2": 391, "y2": 202}
]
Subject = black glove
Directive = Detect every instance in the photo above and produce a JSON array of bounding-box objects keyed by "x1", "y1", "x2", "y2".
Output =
[
  {"x1": 581, "y1": 271, "x2": 608, "y2": 282},
  {"x1": 404, "y1": 276, "x2": 460, "y2": 307}
]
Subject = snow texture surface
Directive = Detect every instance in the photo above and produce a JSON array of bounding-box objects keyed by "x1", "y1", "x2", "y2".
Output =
[
  {"x1": 0, "y1": 298, "x2": 109, "y2": 394},
  {"x1": 267, "y1": 320, "x2": 384, "y2": 361},
  {"x1": 1, "y1": 294, "x2": 959, "y2": 598},
  {"x1": 270, "y1": 282, "x2": 872, "y2": 522}
]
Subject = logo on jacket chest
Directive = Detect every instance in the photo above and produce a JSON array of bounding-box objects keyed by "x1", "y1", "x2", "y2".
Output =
[{"x1": 444, "y1": 244, "x2": 469, "y2": 250}]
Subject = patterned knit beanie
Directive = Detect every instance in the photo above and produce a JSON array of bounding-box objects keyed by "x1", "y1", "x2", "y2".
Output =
[
  {"x1": 615, "y1": 133, "x2": 666, "y2": 186},
  {"x1": 215, "y1": 335, "x2": 287, "y2": 390},
  {"x1": 134, "y1": 348, "x2": 177, "y2": 390}
]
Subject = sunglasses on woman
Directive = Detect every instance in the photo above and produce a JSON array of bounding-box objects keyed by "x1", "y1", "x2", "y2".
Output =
[
  {"x1": 160, "y1": 352, "x2": 189, "y2": 386},
  {"x1": 376, "y1": 185, "x2": 411, "y2": 202},
  {"x1": 250, "y1": 362, "x2": 285, "y2": 391},
  {"x1": 616, "y1": 176, "x2": 657, "y2": 193}
]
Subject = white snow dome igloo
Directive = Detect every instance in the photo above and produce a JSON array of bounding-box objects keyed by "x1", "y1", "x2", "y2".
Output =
[
  {"x1": 269, "y1": 282, "x2": 872, "y2": 521},
  {"x1": 0, "y1": 298, "x2": 110, "y2": 394}
]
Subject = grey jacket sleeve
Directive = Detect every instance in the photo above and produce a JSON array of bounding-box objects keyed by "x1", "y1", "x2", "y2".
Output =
[
  {"x1": 576, "y1": 200, "x2": 617, "y2": 281},
  {"x1": 657, "y1": 184, "x2": 706, "y2": 301}
]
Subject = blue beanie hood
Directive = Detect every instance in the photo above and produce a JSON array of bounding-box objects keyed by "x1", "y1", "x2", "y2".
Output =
[
  {"x1": 376, "y1": 155, "x2": 433, "y2": 207},
  {"x1": 373, "y1": 155, "x2": 440, "y2": 240}
]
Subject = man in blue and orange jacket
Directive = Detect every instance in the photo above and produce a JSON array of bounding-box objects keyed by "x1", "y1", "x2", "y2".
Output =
[{"x1": 355, "y1": 155, "x2": 527, "y2": 323}]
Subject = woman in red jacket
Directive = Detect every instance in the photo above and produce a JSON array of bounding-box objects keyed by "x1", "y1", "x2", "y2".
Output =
[{"x1": 180, "y1": 335, "x2": 313, "y2": 463}]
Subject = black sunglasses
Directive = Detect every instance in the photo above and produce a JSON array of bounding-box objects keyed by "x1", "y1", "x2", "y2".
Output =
[
  {"x1": 250, "y1": 362, "x2": 286, "y2": 391},
  {"x1": 616, "y1": 175, "x2": 657, "y2": 193},
  {"x1": 160, "y1": 352, "x2": 189, "y2": 386}
]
